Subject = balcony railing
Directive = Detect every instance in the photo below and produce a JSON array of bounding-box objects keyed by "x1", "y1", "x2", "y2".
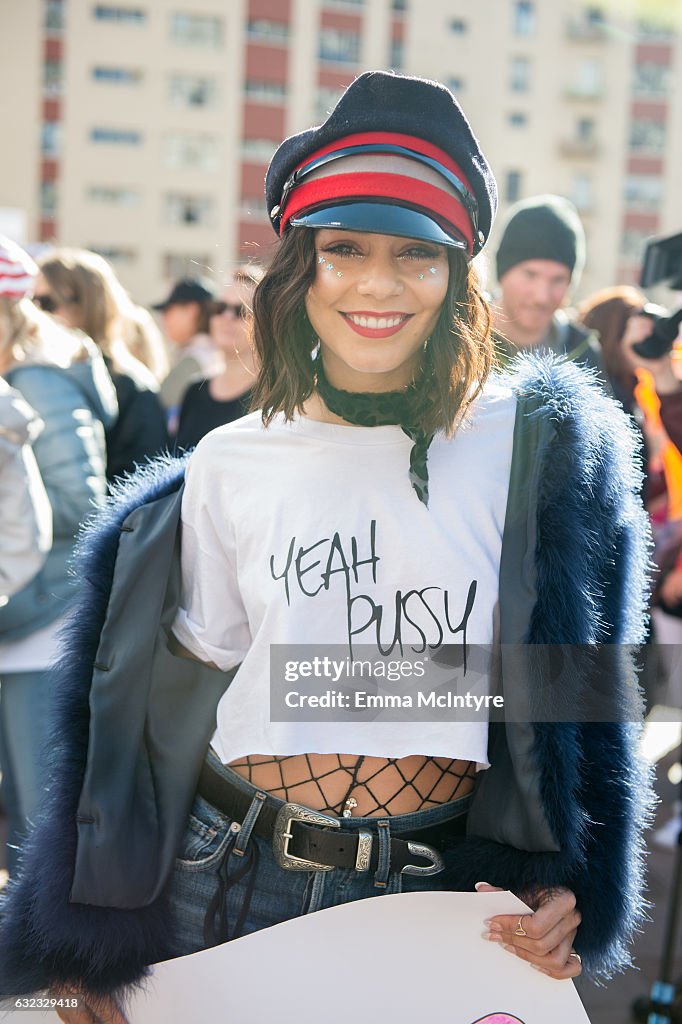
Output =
[
  {"x1": 566, "y1": 18, "x2": 608, "y2": 41},
  {"x1": 563, "y1": 84, "x2": 604, "y2": 100},
  {"x1": 559, "y1": 138, "x2": 600, "y2": 158}
]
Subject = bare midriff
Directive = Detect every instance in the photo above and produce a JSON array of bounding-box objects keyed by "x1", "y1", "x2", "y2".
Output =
[
  {"x1": 168, "y1": 640, "x2": 477, "y2": 817},
  {"x1": 228, "y1": 753, "x2": 477, "y2": 817}
]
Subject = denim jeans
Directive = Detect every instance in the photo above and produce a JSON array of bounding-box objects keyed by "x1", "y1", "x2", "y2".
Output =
[
  {"x1": 166, "y1": 749, "x2": 472, "y2": 959},
  {"x1": 0, "y1": 669, "x2": 52, "y2": 875}
]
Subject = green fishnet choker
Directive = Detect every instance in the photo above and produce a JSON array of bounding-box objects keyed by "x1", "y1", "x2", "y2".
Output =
[{"x1": 314, "y1": 357, "x2": 434, "y2": 507}]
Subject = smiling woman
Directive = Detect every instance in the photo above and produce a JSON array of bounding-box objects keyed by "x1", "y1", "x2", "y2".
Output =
[
  {"x1": 0, "y1": 73, "x2": 654, "y2": 1020},
  {"x1": 304, "y1": 231, "x2": 449, "y2": 391}
]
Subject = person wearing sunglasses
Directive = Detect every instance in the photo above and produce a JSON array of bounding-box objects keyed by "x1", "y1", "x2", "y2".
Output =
[
  {"x1": 36, "y1": 249, "x2": 168, "y2": 483},
  {"x1": 0, "y1": 74, "x2": 653, "y2": 1023},
  {"x1": 174, "y1": 266, "x2": 262, "y2": 451}
]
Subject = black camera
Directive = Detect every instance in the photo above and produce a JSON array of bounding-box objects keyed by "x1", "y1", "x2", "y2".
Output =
[{"x1": 633, "y1": 230, "x2": 682, "y2": 359}]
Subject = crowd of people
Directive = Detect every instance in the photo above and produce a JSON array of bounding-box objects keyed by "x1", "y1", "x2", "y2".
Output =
[
  {"x1": 0, "y1": 68, "x2": 679, "y2": 1022},
  {"x1": 488, "y1": 193, "x2": 682, "y2": 649}
]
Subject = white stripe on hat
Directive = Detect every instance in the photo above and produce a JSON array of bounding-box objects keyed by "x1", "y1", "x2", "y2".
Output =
[{"x1": 0, "y1": 236, "x2": 39, "y2": 300}]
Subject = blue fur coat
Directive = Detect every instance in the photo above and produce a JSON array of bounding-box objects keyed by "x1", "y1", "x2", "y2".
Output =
[{"x1": 0, "y1": 356, "x2": 655, "y2": 998}]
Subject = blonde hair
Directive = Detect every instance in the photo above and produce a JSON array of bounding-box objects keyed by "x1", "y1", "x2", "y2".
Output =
[
  {"x1": 38, "y1": 248, "x2": 141, "y2": 375},
  {"x1": 127, "y1": 305, "x2": 170, "y2": 384},
  {"x1": 0, "y1": 296, "x2": 88, "y2": 373}
]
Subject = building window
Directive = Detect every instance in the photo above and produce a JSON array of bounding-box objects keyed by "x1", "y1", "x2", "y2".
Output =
[
  {"x1": 633, "y1": 62, "x2": 669, "y2": 98},
  {"x1": 315, "y1": 87, "x2": 345, "y2": 120},
  {"x1": 392, "y1": 0, "x2": 407, "y2": 10},
  {"x1": 93, "y1": 5, "x2": 146, "y2": 24},
  {"x1": 40, "y1": 181, "x2": 58, "y2": 216},
  {"x1": 513, "y1": 1, "x2": 535, "y2": 36},
  {"x1": 567, "y1": 6, "x2": 606, "y2": 38},
  {"x1": 244, "y1": 80, "x2": 286, "y2": 103},
  {"x1": 586, "y1": 6, "x2": 605, "y2": 25},
  {"x1": 170, "y1": 12, "x2": 223, "y2": 47},
  {"x1": 165, "y1": 194, "x2": 214, "y2": 227},
  {"x1": 571, "y1": 174, "x2": 592, "y2": 212},
  {"x1": 624, "y1": 175, "x2": 663, "y2": 211},
  {"x1": 620, "y1": 229, "x2": 650, "y2": 262},
  {"x1": 578, "y1": 58, "x2": 602, "y2": 95},
  {"x1": 87, "y1": 185, "x2": 140, "y2": 205},
  {"x1": 43, "y1": 60, "x2": 63, "y2": 96},
  {"x1": 576, "y1": 117, "x2": 594, "y2": 142},
  {"x1": 241, "y1": 137, "x2": 279, "y2": 162},
  {"x1": 637, "y1": 18, "x2": 674, "y2": 41},
  {"x1": 567, "y1": 58, "x2": 602, "y2": 97},
  {"x1": 89, "y1": 245, "x2": 137, "y2": 265},
  {"x1": 509, "y1": 56, "x2": 531, "y2": 92},
  {"x1": 90, "y1": 127, "x2": 142, "y2": 144},
  {"x1": 46, "y1": 0, "x2": 65, "y2": 31},
  {"x1": 449, "y1": 19, "x2": 467, "y2": 33},
  {"x1": 506, "y1": 171, "x2": 522, "y2": 202},
  {"x1": 169, "y1": 74, "x2": 217, "y2": 108},
  {"x1": 389, "y1": 37, "x2": 404, "y2": 69},
  {"x1": 319, "y1": 28, "x2": 360, "y2": 63},
  {"x1": 92, "y1": 66, "x2": 143, "y2": 84},
  {"x1": 41, "y1": 122, "x2": 61, "y2": 156},
  {"x1": 629, "y1": 118, "x2": 666, "y2": 154},
  {"x1": 164, "y1": 133, "x2": 218, "y2": 170},
  {"x1": 246, "y1": 19, "x2": 289, "y2": 43},
  {"x1": 508, "y1": 111, "x2": 527, "y2": 127}
]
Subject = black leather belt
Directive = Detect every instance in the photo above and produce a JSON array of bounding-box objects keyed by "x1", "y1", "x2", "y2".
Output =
[{"x1": 197, "y1": 758, "x2": 467, "y2": 876}]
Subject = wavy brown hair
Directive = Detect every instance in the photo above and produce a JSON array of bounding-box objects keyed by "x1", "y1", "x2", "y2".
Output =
[
  {"x1": 577, "y1": 285, "x2": 645, "y2": 408},
  {"x1": 250, "y1": 228, "x2": 494, "y2": 436}
]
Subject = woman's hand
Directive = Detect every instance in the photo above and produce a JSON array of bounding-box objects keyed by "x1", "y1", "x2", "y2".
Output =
[
  {"x1": 476, "y1": 882, "x2": 582, "y2": 980},
  {"x1": 51, "y1": 987, "x2": 130, "y2": 1024}
]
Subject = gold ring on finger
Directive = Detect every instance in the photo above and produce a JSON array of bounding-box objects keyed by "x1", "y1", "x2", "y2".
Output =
[
  {"x1": 514, "y1": 915, "x2": 527, "y2": 937},
  {"x1": 569, "y1": 952, "x2": 582, "y2": 965}
]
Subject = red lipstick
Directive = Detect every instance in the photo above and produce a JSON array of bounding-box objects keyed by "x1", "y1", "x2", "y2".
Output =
[{"x1": 340, "y1": 311, "x2": 412, "y2": 339}]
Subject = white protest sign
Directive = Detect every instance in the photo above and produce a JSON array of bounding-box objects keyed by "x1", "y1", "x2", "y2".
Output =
[
  {"x1": 125, "y1": 890, "x2": 590, "y2": 1023},
  {"x1": 0, "y1": 892, "x2": 591, "y2": 1023}
]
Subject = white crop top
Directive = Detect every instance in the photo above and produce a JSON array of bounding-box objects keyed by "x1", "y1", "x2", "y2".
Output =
[{"x1": 172, "y1": 379, "x2": 517, "y2": 766}]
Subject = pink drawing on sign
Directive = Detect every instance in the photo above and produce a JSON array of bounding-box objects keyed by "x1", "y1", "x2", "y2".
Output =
[{"x1": 471, "y1": 1016, "x2": 526, "y2": 1024}]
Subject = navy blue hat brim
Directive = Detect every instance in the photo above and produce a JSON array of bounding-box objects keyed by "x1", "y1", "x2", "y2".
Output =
[
  {"x1": 290, "y1": 202, "x2": 468, "y2": 250},
  {"x1": 266, "y1": 72, "x2": 496, "y2": 256}
]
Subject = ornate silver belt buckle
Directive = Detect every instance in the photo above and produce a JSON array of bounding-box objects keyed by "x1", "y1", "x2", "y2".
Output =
[
  {"x1": 401, "y1": 840, "x2": 445, "y2": 876},
  {"x1": 272, "y1": 802, "x2": 341, "y2": 871}
]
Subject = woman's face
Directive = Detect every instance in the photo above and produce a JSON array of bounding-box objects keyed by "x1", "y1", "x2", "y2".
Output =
[
  {"x1": 33, "y1": 272, "x2": 82, "y2": 330},
  {"x1": 209, "y1": 281, "x2": 254, "y2": 358},
  {"x1": 304, "y1": 229, "x2": 449, "y2": 392}
]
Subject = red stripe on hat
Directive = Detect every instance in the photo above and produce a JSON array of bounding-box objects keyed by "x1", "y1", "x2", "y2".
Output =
[
  {"x1": 294, "y1": 132, "x2": 475, "y2": 197},
  {"x1": 281, "y1": 171, "x2": 473, "y2": 251}
]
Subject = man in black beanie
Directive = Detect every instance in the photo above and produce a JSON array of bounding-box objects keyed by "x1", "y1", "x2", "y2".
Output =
[{"x1": 491, "y1": 194, "x2": 601, "y2": 371}]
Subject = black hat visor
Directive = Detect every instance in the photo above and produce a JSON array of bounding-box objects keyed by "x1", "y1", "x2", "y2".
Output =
[{"x1": 290, "y1": 201, "x2": 468, "y2": 251}]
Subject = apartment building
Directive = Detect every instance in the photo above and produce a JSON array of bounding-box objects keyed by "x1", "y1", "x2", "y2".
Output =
[{"x1": 0, "y1": 0, "x2": 680, "y2": 304}]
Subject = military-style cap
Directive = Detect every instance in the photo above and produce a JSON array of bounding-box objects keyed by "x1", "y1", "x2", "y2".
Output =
[{"x1": 265, "y1": 71, "x2": 497, "y2": 257}]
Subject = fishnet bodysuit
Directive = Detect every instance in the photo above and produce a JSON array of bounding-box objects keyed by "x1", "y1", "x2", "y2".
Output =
[{"x1": 229, "y1": 753, "x2": 477, "y2": 817}]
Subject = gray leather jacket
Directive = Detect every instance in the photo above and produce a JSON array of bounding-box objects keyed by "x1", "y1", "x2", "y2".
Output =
[
  {"x1": 0, "y1": 381, "x2": 52, "y2": 602},
  {"x1": 0, "y1": 341, "x2": 117, "y2": 640}
]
